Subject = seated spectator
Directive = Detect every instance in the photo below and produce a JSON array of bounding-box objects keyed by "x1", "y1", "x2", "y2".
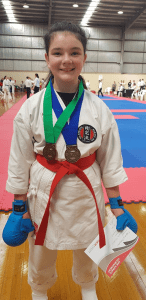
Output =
[
  {"x1": 131, "y1": 80, "x2": 136, "y2": 88},
  {"x1": 137, "y1": 79, "x2": 141, "y2": 90},
  {"x1": 112, "y1": 81, "x2": 116, "y2": 93},
  {"x1": 117, "y1": 84, "x2": 124, "y2": 97},
  {"x1": 131, "y1": 83, "x2": 139, "y2": 99},
  {"x1": 128, "y1": 80, "x2": 132, "y2": 89},
  {"x1": 141, "y1": 79, "x2": 145, "y2": 90}
]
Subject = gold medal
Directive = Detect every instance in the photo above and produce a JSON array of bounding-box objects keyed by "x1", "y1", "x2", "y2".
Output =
[
  {"x1": 43, "y1": 143, "x2": 56, "y2": 161},
  {"x1": 65, "y1": 145, "x2": 81, "y2": 163}
]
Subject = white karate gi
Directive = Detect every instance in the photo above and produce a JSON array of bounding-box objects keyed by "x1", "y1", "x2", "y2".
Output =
[
  {"x1": 137, "y1": 81, "x2": 141, "y2": 89},
  {"x1": 11, "y1": 80, "x2": 15, "y2": 99},
  {"x1": 117, "y1": 85, "x2": 124, "y2": 97},
  {"x1": 6, "y1": 88, "x2": 128, "y2": 291},
  {"x1": 6, "y1": 87, "x2": 128, "y2": 250},
  {"x1": 2, "y1": 79, "x2": 12, "y2": 102},
  {"x1": 131, "y1": 85, "x2": 139, "y2": 99},
  {"x1": 98, "y1": 81, "x2": 102, "y2": 89},
  {"x1": 86, "y1": 81, "x2": 90, "y2": 91}
]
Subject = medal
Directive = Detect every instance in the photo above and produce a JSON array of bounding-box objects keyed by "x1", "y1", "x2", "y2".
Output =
[
  {"x1": 65, "y1": 145, "x2": 81, "y2": 163},
  {"x1": 43, "y1": 78, "x2": 84, "y2": 162},
  {"x1": 43, "y1": 143, "x2": 56, "y2": 161}
]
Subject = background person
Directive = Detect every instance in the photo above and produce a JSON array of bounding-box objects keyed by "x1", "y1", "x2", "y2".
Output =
[
  {"x1": 128, "y1": 80, "x2": 132, "y2": 89},
  {"x1": 11, "y1": 77, "x2": 15, "y2": 101},
  {"x1": 131, "y1": 83, "x2": 139, "y2": 99},
  {"x1": 141, "y1": 79, "x2": 145, "y2": 90},
  {"x1": 112, "y1": 81, "x2": 116, "y2": 94},
  {"x1": 20, "y1": 81, "x2": 25, "y2": 92},
  {"x1": 86, "y1": 80, "x2": 90, "y2": 91},
  {"x1": 32, "y1": 73, "x2": 40, "y2": 94},
  {"x1": 117, "y1": 83, "x2": 124, "y2": 97},
  {"x1": 24, "y1": 76, "x2": 32, "y2": 99},
  {"x1": 2, "y1": 75, "x2": 12, "y2": 103},
  {"x1": 98, "y1": 79, "x2": 103, "y2": 97},
  {"x1": 131, "y1": 80, "x2": 136, "y2": 89},
  {"x1": 137, "y1": 79, "x2": 141, "y2": 91}
]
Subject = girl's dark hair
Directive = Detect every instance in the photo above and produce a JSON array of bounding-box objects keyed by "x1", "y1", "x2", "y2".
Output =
[
  {"x1": 44, "y1": 21, "x2": 87, "y2": 89},
  {"x1": 35, "y1": 73, "x2": 39, "y2": 78}
]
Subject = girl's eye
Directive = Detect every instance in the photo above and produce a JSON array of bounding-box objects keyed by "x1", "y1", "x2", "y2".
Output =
[
  {"x1": 72, "y1": 52, "x2": 79, "y2": 56},
  {"x1": 54, "y1": 52, "x2": 61, "y2": 56}
]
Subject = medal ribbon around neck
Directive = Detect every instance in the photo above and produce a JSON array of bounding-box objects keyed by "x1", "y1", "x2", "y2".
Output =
[{"x1": 43, "y1": 78, "x2": 84, "y2": 161}]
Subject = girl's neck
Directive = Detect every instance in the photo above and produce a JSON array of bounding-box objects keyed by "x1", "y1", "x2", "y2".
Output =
[{"x1": 53, "y1": 78, "x2": 79, "y2": 93}]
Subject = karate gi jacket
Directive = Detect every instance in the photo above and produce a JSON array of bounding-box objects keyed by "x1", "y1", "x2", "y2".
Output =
[
  {"x1": 2, "y1": 79, "x2": 10, "y2": 92},
  {"x1": 6, "y1": 88, "x2": 128, "y2": 250}
]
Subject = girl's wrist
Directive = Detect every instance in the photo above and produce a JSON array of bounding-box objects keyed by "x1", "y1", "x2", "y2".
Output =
[
  {"x1": 111, "y1": 208, "x2": 124, "y2": 217},
  {"x1": 14, "y1": 194, "x2": 27, "y2": 201}
]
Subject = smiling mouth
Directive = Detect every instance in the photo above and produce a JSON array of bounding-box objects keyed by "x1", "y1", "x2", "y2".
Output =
[{"x1": 61, "y1": 68, "x2": 75, "y2": 72}]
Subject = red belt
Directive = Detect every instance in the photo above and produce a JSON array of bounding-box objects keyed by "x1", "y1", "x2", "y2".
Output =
[{"x1": 35, "y1": 153, "x2": 106, "y2": 248}]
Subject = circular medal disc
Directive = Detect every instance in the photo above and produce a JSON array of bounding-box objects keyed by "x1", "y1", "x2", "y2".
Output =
[
  {"x1": 65, "y1": 145, "x2": 81, "y2": 163},
  {"x1": 43, "y1": 143, "x2": 56, "y2": 161}
]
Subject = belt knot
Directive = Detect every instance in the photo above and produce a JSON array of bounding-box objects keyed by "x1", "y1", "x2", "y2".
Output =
[{"x1": 61, "y1": 161, "x2": 78, "y2": 175}]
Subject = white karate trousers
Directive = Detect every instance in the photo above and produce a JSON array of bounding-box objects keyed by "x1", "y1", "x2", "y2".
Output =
[
  {"x1": 28, "y1": 234, "x2": 99, "y2": 293},
  {"x1": 4, "y1": 89, "x2": 12, "y2": 103}
]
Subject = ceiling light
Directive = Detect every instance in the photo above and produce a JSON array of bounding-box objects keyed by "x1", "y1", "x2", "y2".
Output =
[
  {"x1": 73, "y1": 3, "x2": 78, "y2": 7},
  {"x1": 118, "y1": 11, "x2": 123, "y2": 14},
  {"x1": 23, "y1": 4, "x2": 29, "y2": 8},
  {"x1": 81, "y1": 0, "x2": 100, "y2": 26},
  {"x1": 2, "y1": 0, "x2": 17, "y2": 22}
]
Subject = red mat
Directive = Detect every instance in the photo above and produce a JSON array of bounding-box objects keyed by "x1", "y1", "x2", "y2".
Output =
[
  {"x1": 114, "y1": 115, "x2": 139, "y2": 119},
  {"x1": 0, "y1": 95, "x2": 146, "y2": 212},
  {"x1": 0, "y1": 95, "x2": 27, "y2": 211}
]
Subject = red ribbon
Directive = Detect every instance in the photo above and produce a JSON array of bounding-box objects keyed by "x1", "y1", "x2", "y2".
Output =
[{"x1": 35, "y1": 153, "x2": 106, "y2": 248}]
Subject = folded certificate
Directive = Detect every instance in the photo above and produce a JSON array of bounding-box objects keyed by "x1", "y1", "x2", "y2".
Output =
[{"x1": 84, "y1": 216, "x2": 139, "y2": 277}]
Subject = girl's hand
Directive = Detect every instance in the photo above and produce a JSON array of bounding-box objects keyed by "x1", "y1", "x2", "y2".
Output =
[
  {"x1": 111, "y1": 208, "x2": 124, "y2": 218},
  {"x1": 23, "y1": 212, "x2": 31, "y2": 219}
]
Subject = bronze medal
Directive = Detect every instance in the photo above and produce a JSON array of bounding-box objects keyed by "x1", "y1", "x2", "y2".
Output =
[
  {"x1": 65, "y1": 145, "x2": 81, "y2": 163},
  {"x1": 43, "y1": 143, "x2": 56, "y2": 161}
]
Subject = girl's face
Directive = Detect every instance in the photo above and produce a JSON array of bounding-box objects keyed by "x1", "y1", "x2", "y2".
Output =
[{"x1": 45, "y1": 31, "x2": 87, "y2": 91}]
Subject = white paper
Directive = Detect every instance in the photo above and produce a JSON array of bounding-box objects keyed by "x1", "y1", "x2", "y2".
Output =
[{"x1": 85, "y1": 217, "x2": 139, "y2": 277}]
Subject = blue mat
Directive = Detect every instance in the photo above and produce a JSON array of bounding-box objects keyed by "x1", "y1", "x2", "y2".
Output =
[
  {"x1": 103, "y1": 100, "x2": 146, "y2": 109},
  {"x1": 100, "y1": 97, "x2": 146, "y2": 168}
]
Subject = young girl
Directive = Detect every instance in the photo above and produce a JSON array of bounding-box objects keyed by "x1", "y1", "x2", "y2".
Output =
[{"x1": 4, "y1": 21, "x2": 137, "y2": 300}]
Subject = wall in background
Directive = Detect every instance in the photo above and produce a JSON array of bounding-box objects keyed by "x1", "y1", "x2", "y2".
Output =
[{"x1": 1, "y1": 23, "x2": 146, "y2": 75}]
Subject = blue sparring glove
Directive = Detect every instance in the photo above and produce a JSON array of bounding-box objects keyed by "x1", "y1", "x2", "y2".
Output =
[
  {"x1": 109, "y1": 196, "x2": 138, "y2": 234},
  {"x1": 2, "y1": 200, "x2": 35, "y2": 247}
]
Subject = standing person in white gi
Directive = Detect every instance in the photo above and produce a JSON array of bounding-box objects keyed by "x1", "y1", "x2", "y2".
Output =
[
  {"x1": 32, "y1": 73, "x2": 40, "y2": 94},
  {"x1": 141, "y1": 79, "x2": 145, "y2": 90},
  {"x1": 98, "y1": 79, "x2": 103, "y2": 97},
  {"x1": 86, "y1": 80, "x2": 90, "y2": 91},
  {"x1": 2, "y1": 75, "x2": 12, "y2": 103},
  {"x1": 10, "y1": 77, "x2": 15, "y2": 101},
  {"x1": 3, "y1": 21, "x2": 138, "y2": 300},
  {"x1": 24, "y1": 76, "x2": 32, "y2": 99}
]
